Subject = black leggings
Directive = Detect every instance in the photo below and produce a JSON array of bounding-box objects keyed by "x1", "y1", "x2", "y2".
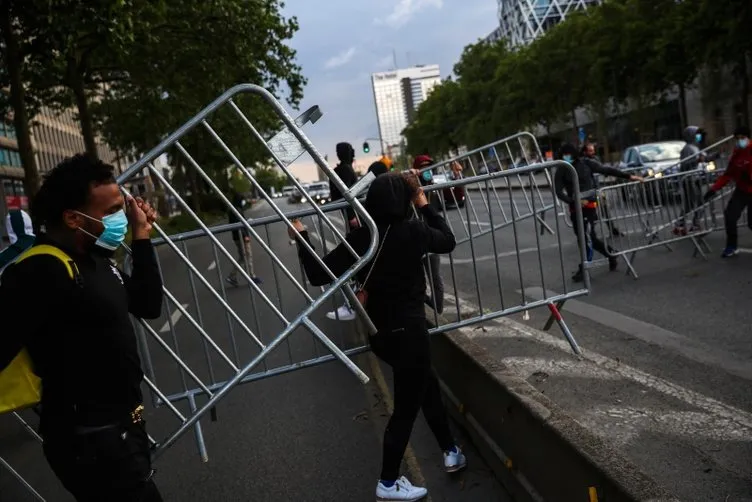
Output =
[
  {"x1": 724, "y1": 190, "x2": 752, "y2": 249},
  {"x1": 571, "y1": 207, "x2": 613, "y2": 261},
  {"x1": 369, "y1": 319, "x2": 455, "y2": 481}
]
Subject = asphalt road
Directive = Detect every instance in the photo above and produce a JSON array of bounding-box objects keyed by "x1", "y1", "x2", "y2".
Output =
[
  {"x1": 431, "y1": 181, "x2": 752, "y2": 501},
  {"x1": 0, "y1": 197, "x2": 508, "y2": 502}
]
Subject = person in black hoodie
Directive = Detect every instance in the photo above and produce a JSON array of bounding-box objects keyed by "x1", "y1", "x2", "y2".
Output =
[
  {"x1": 289, "y1": 172, "x2": 466, "y2": 501},
  {"x1": 554, "y1": 143, "x2": 642, "y2": 282},
  {"x1": 326, "y1": 142, "x2": 360, "y2": 321},
  {"x1": 226, "y1": 188, "x2": 261, "y2": 286}
]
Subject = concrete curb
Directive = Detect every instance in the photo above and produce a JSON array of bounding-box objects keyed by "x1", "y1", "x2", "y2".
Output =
[{"x1": 426, "y1": 311, "x2": 680, "y2": 502}]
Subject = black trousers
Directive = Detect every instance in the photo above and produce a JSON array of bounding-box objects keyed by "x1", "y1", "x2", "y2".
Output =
[
  {"x1": 43, "y1": 421, "x2": 163, "y2": 502},
  {"x1": 571, "y1": 207, "x2": 613, "y2": 261},
  {"x1": 369, "y1": 319, "x2": 455, "y2": 481},
  {"x1": 724, "y1": 190, "x2": 752, "y2": 249},
  {"x1": 681, "y1": 177, "x2": 704, "y2": 227}
]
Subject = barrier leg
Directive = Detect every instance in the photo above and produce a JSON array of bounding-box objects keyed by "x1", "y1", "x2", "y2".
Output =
[
  {"x1": 543, "y1": 300, "x2": 564, "y2": 331},
  {"x1": 187, "y1": 393, "x2": 209, "y2": 463},
  {"x1": 545, "y1": 302, "x2": 581, "y2": 355},
  {"x1": 621, "y1": 253, "x2": 639, "y2": 279},
  {"x1": 0, "y1": 454, "x2": 46, "y2": 502}
]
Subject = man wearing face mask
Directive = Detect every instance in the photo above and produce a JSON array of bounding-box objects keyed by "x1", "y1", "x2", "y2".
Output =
[
  {"x1": 0, "y1": 155, "x2": 164, "y2": 501},
  {"x1": 582, "y1": 142, "x2": 622, "y2": 237},
  {"x1": 554, "y1": 143, "x2": 642, "y2": 282},
  {"x1": 703, "y1": 126, "x2": 752, "y2": 257}
]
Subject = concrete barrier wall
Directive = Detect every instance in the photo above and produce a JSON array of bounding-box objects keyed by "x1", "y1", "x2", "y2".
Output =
[{"x1": 429, "y1": 323, "x2": 680, "y2": 502}]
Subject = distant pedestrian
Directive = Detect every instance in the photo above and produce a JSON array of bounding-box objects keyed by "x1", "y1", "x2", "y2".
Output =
[
  {"x1": 582, "y1": 142, "x2": 622, "y2": 237},
  {"x1": 326, "y1": 142, "x2": 360, "y2": 322},
  {"x1": 675, "y1": 125, "x2": 718, "y2": 234},
  {"x1": 703, "y1": 125, "x2": 752, "y2": 258},
  {"x1": 226, "y1": 188, "x2": 262, "y2": 287},
  {"x1": 291, "y1": 171, "x2": 466, "y2": 501},
  {"x1": 0, "y1": 206, "x2": 36, "y2": 272},
  {"x1": 0, "y1": 154, "x2": 164, "y2": 502},
  {"x1": 554, "y1": 143, "x2": 642, "y2": 282}
]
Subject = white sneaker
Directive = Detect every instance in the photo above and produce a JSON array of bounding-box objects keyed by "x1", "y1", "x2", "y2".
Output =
[
  {"x1": 376, "y1": 476, "x2": 428, "y2": 501},
  {"x1": 444, "y1": 446, "x2": 467, "y2": 473},
  {"x1": 326, "y1": 304, "x2": 356, "y2": 321}
]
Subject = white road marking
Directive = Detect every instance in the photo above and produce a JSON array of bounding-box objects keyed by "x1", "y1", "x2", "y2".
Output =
[
  {"x1": 207, "y1": 261, "x2": 216, "y2": 271},
  {"x1": 160, "y1": 304, "x2": 190, "y2": 333},
  {"x1": 445, "y1": 292, "x2": 752, "y2": 433},
  {"x1": 440, "y1": 244, "x2": 559, "y2": 265},
  {"x1": 502, "y1": 356, "x2": 620, "y2": 381},
  {"x1": 523, "y1": 287, "x2": 752, "y2": 382}
]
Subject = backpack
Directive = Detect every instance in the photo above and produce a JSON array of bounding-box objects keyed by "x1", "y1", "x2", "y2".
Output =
[{"x1": 0, "y1": 244, "x2": 81, "y2": 414}]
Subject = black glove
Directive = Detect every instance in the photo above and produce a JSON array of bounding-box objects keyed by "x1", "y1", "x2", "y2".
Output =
[{"x1": 703, "y1": 190, "x2": 715, "y2": 202}]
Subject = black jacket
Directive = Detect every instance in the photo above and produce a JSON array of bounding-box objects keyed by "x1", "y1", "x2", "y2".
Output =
[
  {"x1": 227, "y1": 192, "x2": 249, "y2": 241},
  {"x1": 554, "y1": 158, "x2": 631, "y2": 206},
  {"x1": 330, "y1": 162, "x2": 358, "y2": 222},
  {"x1": 298, "y1": 174, "x2": 455, "y2": 331},
  {"x1": 0, "y1": 236, "x2": 163, "y2": 433}
]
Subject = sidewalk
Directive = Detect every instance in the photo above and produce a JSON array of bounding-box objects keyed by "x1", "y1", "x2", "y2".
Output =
[{"x1": 441, "y1": 294, "x2": 752, "y2": 502}]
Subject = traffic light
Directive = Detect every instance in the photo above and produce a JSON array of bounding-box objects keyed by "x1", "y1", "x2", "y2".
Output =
[{"x1": 363, "y1": 142, "x2": 370, "y2": 154}]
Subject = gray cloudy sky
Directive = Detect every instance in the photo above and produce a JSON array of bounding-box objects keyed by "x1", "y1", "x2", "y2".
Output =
[{"x1": 279, "y1": 0, "x2": 498, "y2": 174}]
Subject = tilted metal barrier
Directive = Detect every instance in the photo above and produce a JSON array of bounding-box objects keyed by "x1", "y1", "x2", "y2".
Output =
[{"x1": 0, "y1": 88, "x2": 593, "y2": 499}]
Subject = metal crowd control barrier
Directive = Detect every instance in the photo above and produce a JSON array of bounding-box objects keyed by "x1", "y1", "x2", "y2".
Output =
[
  {"x1": 589, "y1": 136, "x2": 737, "y2": 279},
  {"x1": 110, "y1": 84, "x2": 379, "y2": 463},
  {"x1": 417, "y1": 161, "x2": 590, "y2": 354},
  {"x1": 418, "y1": 132, "x2": 558, "y2": 238}
]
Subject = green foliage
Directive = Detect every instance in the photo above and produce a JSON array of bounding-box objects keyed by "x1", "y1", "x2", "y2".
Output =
[
  {"x1": 404, "y1": 0, "x2": 741, "y2": 154},
  {"x1": 252, "y1": 166, "x2": 286, "y2": 194}
]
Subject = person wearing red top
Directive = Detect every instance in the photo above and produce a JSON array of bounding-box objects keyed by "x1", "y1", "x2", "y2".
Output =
[{"x1": 704, "y1": 125, "x2": 752, "y2": 257}]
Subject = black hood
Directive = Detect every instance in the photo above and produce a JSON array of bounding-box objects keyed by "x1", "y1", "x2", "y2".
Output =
[
  {"x1": 336, "y1": 142, "x2": 355, "y2": 163},
  {"x1": 367, "y1": 161, "x2": 389, "y2": 178},
  {"x1": 365, "y1": 173, "x2": 412, "y2": 225}
]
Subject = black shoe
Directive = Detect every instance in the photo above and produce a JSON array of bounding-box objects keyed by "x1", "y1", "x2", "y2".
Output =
[
  {"x1": 611, "y1": 227, "x2": 623, "y2": 237},
  {"x1": 609, "y1": 257, "x2": 618, "y2": 271},
  {"x1": 572, "y1": 269, "x2": 584, "y2": 283}
]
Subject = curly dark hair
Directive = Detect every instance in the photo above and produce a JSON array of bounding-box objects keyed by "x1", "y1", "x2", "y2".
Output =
[{"x1": 32, "y1": 154, "x2": 116, "y2": 231}]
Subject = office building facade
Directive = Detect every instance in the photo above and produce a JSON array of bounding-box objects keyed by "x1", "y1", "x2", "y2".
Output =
[
  {"x1": 498, "y1": 0, "x2": 602, "y2": 47},
  {"x1": 371, "y1": 64, "x2": 441, "y2": 150},
  {"x1": 1, "y1": 106, "x2": 120, "y2": 226}
]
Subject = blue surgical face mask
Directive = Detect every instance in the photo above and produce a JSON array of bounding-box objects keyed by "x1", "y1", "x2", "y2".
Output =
[
  {"x1": 77, "y1": 209, "x2": 129, "y2": 250},
  {"x1": 695, "y1": 133, "x2": 703, "y2": 144},
  {"x1": 737, "y1": 138, "x2": 750, "y2": 149},
  {"x1": 563, "y1": 154, "x2": 573, "y2": 163}
]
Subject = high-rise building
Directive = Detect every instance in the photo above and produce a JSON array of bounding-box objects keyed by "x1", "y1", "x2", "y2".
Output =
[
  {"x1": 498, "y1": 0, "x2": 602, "y2": 46},
  {"x1": 371, "y1": 64, "x2": 441, "y2": 150}
]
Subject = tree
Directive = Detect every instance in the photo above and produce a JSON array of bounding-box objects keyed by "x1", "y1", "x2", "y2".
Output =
[
  {"x1": 94, "y1": 0, "x2": 305, "y2": 214},
  {"x1": 252, "y1": 166, "x2": 285, "y2": 194},
  {"x1": 0, "y1": 0, "x2": 47, "y2": 201}
]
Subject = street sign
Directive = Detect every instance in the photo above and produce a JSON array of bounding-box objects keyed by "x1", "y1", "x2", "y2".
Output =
[{"x1": 578, "y1": 127, "x2": 586, "y2": 144}]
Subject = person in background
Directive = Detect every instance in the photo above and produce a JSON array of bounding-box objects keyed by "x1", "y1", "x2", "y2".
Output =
[
  {"x1": 675, "y1": 125, "x2": 718, "y2": 234},
  {"x1": 554, "y1": 143, "x2": 643, "y2": 282},
  {"x1": 290, "y1": 171, "x2": 466, "y2": 501},
  {"x1": 5, "y1": 205, "x2": 34, "y2": 245},
  {"x1": 0, "y1": 154, "x2": 163, "y2": 501},
  {"x1": 367, "y1": 160, "x2": 390, "y2": 178},
  {"x1": 326, "y1": 142, "x2": 360, "y2": 321},
  {"x1": 412, "y1": 154, "x2": 446, "y2": 314},
  {"x1": 0, "y1": 205, "x2": 36, "y2": 272},
  {"x1": 703, "y1": 125, "x2": 752, "y2": 258},
  {"x1": 226, "y1": 187, "x2": 262, "y2": 287},
  {"x1": 582, "y1": 142, "x2": 622, "y2": 237}
]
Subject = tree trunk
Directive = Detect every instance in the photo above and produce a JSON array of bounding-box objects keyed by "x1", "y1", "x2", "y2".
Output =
[
  {"x1": 571, "y1": 109, "x2": 579, "y2": 144},
  {"x1": 0, "y1": 5, "x2": 40, "y2": 207},
  {"x1": 596, "y1": 106, "x2": 610, "y2": 161},
  {"x1": 678, "y1": 83, "x2": 688, "y2": 131},
  {"x1": 740, "y1": 57, "x2": 750, "y2": 128},
  {"x1": 69, "y1": 60, "x2": 99, "y2": 160}
]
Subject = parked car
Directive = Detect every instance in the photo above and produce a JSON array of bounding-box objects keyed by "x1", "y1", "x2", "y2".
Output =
[
  {"x1": 306, "y1": 181, "x2": 331, "y2": 205},
  {"x1": 617, "y1": 141, "x2": 718, "y2": 204},
  {"x1": 288, "y1": 183, "x2": 310, "y2": 204}
]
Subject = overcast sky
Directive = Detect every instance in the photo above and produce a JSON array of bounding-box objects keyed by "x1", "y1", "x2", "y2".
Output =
[{"x1": 278, "y1": 0, "x2": 499, "y2": 179}]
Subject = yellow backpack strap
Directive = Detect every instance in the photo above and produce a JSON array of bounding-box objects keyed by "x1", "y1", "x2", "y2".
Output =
[{"x1": 15, "y1": 244, "x2": 80, "y2": 281}]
